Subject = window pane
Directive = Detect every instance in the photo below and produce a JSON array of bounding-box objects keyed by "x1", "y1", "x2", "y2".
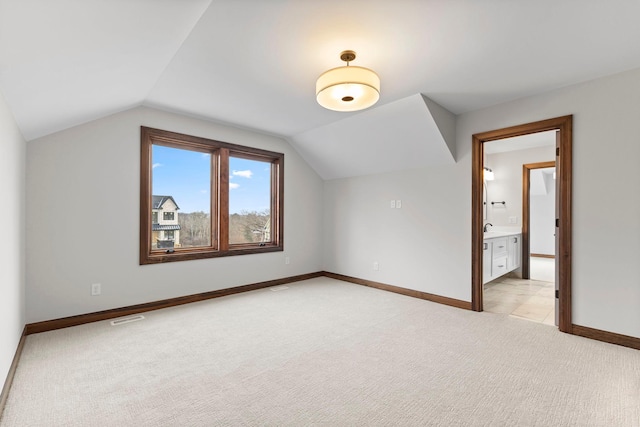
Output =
[
  {"x1": 152, "y1": 145, "x2": 212, "y2": 249},
  {"x1": 229, "y1": 156, "x2": 271, "y2": 245}
]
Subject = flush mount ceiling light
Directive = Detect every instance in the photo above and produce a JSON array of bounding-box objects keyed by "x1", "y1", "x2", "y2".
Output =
[{"x1": 316, "y1": 50, "x2": 380, "y2": 112}]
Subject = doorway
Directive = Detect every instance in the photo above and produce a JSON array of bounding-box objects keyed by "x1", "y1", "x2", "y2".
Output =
[
  {"x1": 471, "y1": 116, "x2": 573, "y2": 333},
  {"x1": 522, "y1": 160, "x2": 557, "y2": 280},
  {"x1": 482, "y1": 146, "x2": 556, "y2": 324}
]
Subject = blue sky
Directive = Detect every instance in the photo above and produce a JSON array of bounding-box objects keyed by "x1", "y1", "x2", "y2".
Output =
[{"x1": 152, "y1": 145, "x2": 271, "y2": 214}]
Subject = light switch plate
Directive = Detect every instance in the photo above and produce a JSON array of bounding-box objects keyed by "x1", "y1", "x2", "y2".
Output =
[{"x1": 91, "y1": 283, "x2": 101, "y2": 296}]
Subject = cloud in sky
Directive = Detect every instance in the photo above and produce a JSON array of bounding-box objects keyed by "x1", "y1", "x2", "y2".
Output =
[
  {"x1": 229, "y1": 183, "x2": 240, "y2": 189},
  {"x1": 152, "y1": 163, "x2": 162, "y2": 169},
  {"x1": 232, "y1": 169, "x2": 253, "y2": 179}
]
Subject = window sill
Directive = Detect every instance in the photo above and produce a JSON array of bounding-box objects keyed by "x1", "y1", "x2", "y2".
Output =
[{"x1": 141, "y1": 245, "x2": 283, "y2": 265}]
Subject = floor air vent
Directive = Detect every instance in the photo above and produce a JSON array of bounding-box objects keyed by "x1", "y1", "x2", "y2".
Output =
[
  {"x1": 110, "y1": 315, "x2": 145, "y2": 326},
  {"x1": 270, "y1": 285, "x2": 289, "y2": 292}
]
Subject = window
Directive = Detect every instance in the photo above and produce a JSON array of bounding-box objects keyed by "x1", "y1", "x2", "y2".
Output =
[
  {"x1": 229, "y1": 156, "x2": 273, "y2": 245},
  {"x1": 140, "y1": 127, "x2": 284, "y2": 264}
]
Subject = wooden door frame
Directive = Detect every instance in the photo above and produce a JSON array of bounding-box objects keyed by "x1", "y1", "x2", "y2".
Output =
[
  {"x1": 471, "y1": 115, "x2": 572, "y2": 333},
  {"x1": 522, "y1": 160, "x2": 556, "y2": 279}
]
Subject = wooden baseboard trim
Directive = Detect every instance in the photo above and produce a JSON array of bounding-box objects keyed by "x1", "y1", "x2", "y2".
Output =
[
  {"x1": 25, "y1": 271, "x2": 471, "y2": 335},
  {"x1": 0, "y1": 326, "x2": 27, "y2": 419},
  {"x1": 571, "y1": 324, "x2": 640, "y2": 351},
  {"x1": 25, "y1": 272, "x2": 324, "y2": 335},
  {"x1": 25, "y1": 272, "x2": 638, "y2": 352},
  {"x1": 531, "y1": 253, "x2": 555, "y2": 259},
  {"x1": 323, "y1": 272, "x2": 472, "y2": 310}
]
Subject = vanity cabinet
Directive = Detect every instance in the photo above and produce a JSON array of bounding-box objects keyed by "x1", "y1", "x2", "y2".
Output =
[
  {"x1": 482, "y1": 241, "x2": 492, "y2": 284},
  {"x1": 507, "y1": 234, "x2": 521, "y2": 271},
  {"x1": 483, "y1": 233, "x2": 521, "y2": 284}
]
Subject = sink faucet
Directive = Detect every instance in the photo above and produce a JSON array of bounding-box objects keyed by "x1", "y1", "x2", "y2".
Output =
[{"x1": 483, "y1": 223, "x2": 493, "y2": 232}]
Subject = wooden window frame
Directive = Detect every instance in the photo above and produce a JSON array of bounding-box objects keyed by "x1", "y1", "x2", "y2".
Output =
[{"x1": 140, "y1": 127, "x2": 284, "y2": 265}]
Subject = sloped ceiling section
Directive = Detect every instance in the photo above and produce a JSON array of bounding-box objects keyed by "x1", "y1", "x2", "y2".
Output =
[
  {"x1": 0, "y1": 0, "x2": 212, "y2": 141},
  {"x1": 289, "y1": 94, "x2": 456, "y2": 180},
  {"x1": 530, "y1": 168, "x2": 556, "y2": 196},
  {"x1": 4, "y1": 0, "x2": 640, "y2": 181}
]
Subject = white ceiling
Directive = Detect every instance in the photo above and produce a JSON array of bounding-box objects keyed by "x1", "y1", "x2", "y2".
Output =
[
  {"x1": 293, "y1": 94, "x2": 456, "y2": 180},
  {"x1": 3, "y1": 1, "x2": 640, "y2": 178}
]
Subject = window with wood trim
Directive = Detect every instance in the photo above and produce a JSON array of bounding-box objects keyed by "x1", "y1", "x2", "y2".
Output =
[{"x1": 140, "y1": 127, "x2": 284, "y2": 264}]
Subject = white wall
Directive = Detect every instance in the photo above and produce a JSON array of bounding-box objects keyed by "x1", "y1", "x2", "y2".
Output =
[
  {"x1": 459, "y1": 67, "x2": 640, "y2": 338},
  {"x1": 323, "y1": 162, "x2": 471, "y2": 302},
  {"x1": 26, "y1": 107, "x2": 324, "y2": 323},
  {"x1": 325, "y1": 66, "x2": 640, "y2": 339},
  {"x1": 0, "y1": 90, "x2": 26, "y2": 387},
  {"x1": 485, "y1": 146, "x2": 555, "y2": 228}
]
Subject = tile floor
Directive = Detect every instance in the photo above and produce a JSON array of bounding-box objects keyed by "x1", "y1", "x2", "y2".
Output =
[{"x1": 484, "y1": 257, "x2": 556, "y2": 326}]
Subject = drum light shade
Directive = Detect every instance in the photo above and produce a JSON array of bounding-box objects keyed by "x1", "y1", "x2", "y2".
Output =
[{"x1": 316, "y1": 51, "x2": 380, "y2": 112}]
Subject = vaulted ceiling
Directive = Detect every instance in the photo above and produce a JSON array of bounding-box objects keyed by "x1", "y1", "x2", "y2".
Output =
[{"x1": 2, "y1": 1, "x2": 640, "y2": 179}]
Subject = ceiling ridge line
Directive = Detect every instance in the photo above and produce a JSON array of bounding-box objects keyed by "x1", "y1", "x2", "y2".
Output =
[{"x1": 140, "y1": 0, "x2": 214, "y2": 104}]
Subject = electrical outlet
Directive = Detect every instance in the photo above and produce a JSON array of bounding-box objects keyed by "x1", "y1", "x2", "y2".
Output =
[
  {"x1": 509, "y1": 216, "x2": 517, "y2": 224},
  {"x1": 373, "y1": 261, "x2": 379, "y2": 271},
  {"x1": 285, "y1": 256, "x2": 290, "y2": 265},
  {"x1": 390, "y1": 200, "x2": 396, "y2": 209},
  {"x1": 396, "y1": 199, "x2": 402, "y2": 209},
  {"x1": 91, "y1": 283, "x2": 101, "y2": 296}
]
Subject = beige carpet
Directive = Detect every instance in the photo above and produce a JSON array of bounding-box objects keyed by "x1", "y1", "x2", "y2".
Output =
[{"x1": 2, "y1": 278, "x2": 639, "y2": 426}]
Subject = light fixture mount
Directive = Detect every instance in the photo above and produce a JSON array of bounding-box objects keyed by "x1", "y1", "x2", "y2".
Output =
[
  {"x1": 339, "y1": 50, "x2": 356, "y2": 63},
  {"x1": 316, "y1": 50, "x2": 380, "y2": 112}
]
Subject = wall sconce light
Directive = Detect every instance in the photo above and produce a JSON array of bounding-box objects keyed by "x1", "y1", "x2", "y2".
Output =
[
  {"x1": 316, "y1": 50, "x2": 380, "y2": 112},
  {"x1": 483, "y1": 167, "x2": 495, "y2": 181}
]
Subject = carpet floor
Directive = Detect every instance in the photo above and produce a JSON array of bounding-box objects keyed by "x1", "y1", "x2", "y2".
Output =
[{"x1": 2, "y1": 278, "x2": 639, "y2": 426}]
